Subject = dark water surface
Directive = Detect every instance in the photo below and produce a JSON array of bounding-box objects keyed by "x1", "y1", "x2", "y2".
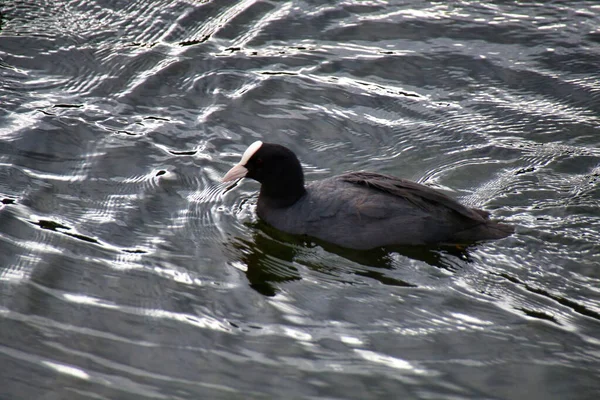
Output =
[{"x1": 1, "y1": 1, "x2": 600, "y2": 399}]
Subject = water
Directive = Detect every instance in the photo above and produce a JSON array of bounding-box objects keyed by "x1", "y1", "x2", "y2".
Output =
[{"x1": 1, "y1": 1, "x2": 600, "y2": 399}]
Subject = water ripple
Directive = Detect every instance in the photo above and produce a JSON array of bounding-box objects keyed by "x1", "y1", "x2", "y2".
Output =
[{"x1": 2, "y1": 1, "x2": 600, "y2": 399}]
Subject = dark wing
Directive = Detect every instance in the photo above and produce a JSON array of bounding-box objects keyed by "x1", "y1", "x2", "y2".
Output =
[{"x1": 338, "y1": 171, "x2": 488, "y2": 222}]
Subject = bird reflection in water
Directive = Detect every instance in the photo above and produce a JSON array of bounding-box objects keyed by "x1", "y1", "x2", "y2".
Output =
[{"x1": 226, "y1": 220, "x2": 474, "y2": 296}]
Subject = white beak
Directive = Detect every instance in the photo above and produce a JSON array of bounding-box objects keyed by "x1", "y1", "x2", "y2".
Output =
[
  {"x1": 222, "y1": 163, "x2": 248, "y2": 182},
  {"x1": 222, "y1": 141, "x2": 263, "y2": 183}
]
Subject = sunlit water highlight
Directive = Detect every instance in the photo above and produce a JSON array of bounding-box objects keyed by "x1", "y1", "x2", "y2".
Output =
[{"x1": 1, "y1": 1, "x2": 600, "y2": 399}]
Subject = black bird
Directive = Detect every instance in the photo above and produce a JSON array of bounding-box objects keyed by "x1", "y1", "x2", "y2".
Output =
[{"x1": 223, "y1": 141, "x2": 514, "y2": 250}]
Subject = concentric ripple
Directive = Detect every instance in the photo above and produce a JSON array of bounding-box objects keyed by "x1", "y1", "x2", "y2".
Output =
[{"x1": 1, "y1": 1, "x2": 600, "y2": 399}]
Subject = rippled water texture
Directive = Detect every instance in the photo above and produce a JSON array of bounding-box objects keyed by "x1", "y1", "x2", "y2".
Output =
[{"x1": 1, "y1": 1, "x2": 600, "y2": 399}]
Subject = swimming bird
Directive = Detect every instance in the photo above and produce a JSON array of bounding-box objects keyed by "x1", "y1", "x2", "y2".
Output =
[{"x1": 223, "y1": 141, "x2": 514, "y2": 250}]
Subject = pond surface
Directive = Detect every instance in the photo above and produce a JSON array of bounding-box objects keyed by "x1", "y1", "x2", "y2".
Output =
[{"x1": 1, "y1": 1, "x2": 600, "y2": 399}]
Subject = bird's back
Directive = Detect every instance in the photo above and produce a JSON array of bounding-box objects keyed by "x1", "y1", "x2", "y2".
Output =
[{"x1": 258, "y1": 172, "x2": 513, "y2": 250}]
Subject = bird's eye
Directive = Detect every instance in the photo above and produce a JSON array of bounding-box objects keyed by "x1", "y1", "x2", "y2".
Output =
[{"x1": 256, "y1": 158, "x2": 263, "y2": 167}]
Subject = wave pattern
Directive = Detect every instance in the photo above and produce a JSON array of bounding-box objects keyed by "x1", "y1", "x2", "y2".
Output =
[{"x1": 1, "y1": 1, "x2": 600, "y2": 399}]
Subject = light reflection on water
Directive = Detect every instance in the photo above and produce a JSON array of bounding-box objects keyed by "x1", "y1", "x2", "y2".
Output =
[{"x1": 1, "y1": 0, "x2": 600, "y2": 399}]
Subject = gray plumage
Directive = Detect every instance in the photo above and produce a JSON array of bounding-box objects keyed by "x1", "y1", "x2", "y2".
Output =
[
  {"x1": 257, "y1": 171, "x2": 513, "y2": 250},
  {"x1": 223, "y1": 142, "x2": 514, "y2": 250}
]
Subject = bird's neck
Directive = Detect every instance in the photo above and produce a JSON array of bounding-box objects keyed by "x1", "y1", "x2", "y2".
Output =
[{"x1": 259, "y1": 178, "x2": 306, "y2": 208}]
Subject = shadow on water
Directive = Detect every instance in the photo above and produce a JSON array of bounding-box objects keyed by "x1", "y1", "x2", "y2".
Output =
[{"x1": 227, "y1": 220, "x2": 474, "y2": 296}]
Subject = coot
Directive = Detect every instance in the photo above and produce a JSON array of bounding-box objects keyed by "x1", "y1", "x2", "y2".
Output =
[{"x1": 223, "y1": 141, "x2": 514, "y2": 250}]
